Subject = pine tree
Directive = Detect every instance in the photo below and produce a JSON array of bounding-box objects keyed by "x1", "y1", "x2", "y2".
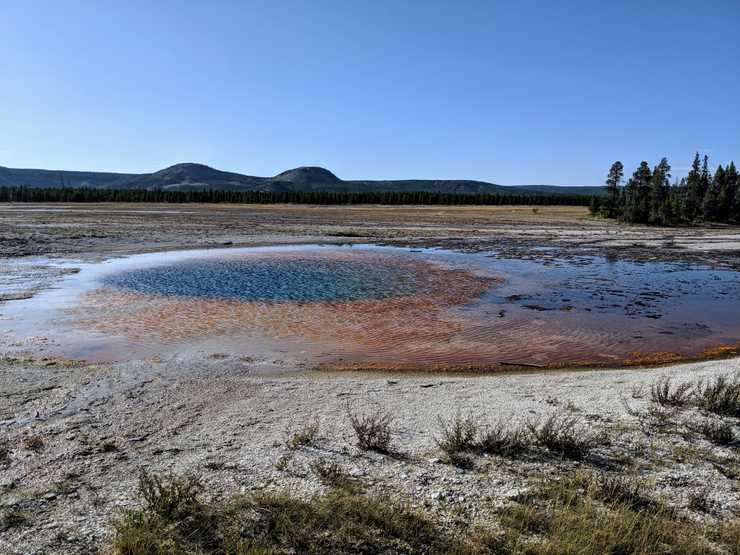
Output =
[
  {"x1": 649, "y1": 157, "x2": 671, "y2": 225},
  {"x1": 602, "y1": 161, "x2": 624, "y2": 218},
  {"x1": 720, "y1": 162, "x2": 738, "y2": 222},
  {"x1": 623, "y1": 161, "x2": 652, "y2": 223},
  {"x1": 702, "y1": 165, "x2": 723, "y2": 222},
  {"x1": 683, "y1": 152, "x2": 703, "y2": 222},
  {"x1": 733, "y1": 175, "x2": 740, "y2": 223}
]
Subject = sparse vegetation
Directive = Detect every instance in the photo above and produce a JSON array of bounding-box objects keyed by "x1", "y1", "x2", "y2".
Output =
[
  {"x1": 622, "y1": 397, "x2": 682, "y2": 434},
  {"x1": 436, "y1": 412, "x2": 608, "y2": 462},
  {"x1": 109, "y1": 466, "x2": 740, "y2": 555},
  {"x1": 435, "y1": 413, "x2": 480, "y2": 455},
  {"x1": 274, "y1": 452, "x2": 293, "y2": 472},
  {"x1": 23, "y1": 435, "x2": 45, "y2": 452},
  {"x1": 287, "y1": 418, "x2": 320, "y2": 450},
  {"x1": 694, "y1": 374, "x2": 740, "y2": 418},
  {"x1": 687, "y1": 488, "x2": 714, "y2": 514},
  {"x1": 112, "y1": 471, "x2": 220, "y2": 554},
  {"x1": 111, "y1": 471, "x2": 476, "y2": 554},
  {"x1": 696, "y1": 420, "x2": 736, "y2": 446},
  {"x1": 495, "y1": 472, "x2": 727, "y2": 555},
  {"x1": 588, "y1": 473, "x2": 659, "y2": 513},
  {"x1": 0, "y1": 441, "x2": 9, "y2": 465},
  {"x1": 0, "y1": 510, "x2": 28, "y2": 532},
  {"x1": 630, "y1": 384, "x2": 646, "y2": 399},
  {"x1": 347, "y1": 406, "x2": 394, "y2": 454},
  {"x1": 310, "y1": 460, "x2": 363, "y2": 494},
  {"x1": 625, "y1": 373, "x2": 740, "y2": 437},
  {"x1": 98, "y1": 440, "x2": 118, "y2": 453},
  {"x1": 650, "y1": 376, "x2": 693, "y2": 408},
  {"x1": 526, "y1": 413, "x2": 607, "y2": 460},
  {"x1": 478, "y1": 420, "x2": 531, "y2": 457},
  {"x1": 436, "y1": 414, "x2": 532, "y2": 465}
]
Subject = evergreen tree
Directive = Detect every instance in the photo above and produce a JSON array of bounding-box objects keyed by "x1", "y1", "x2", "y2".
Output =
[
  {"x1": 602, "y1": 161, "x2": 624, "y2": 218},
  {"x1": 702, "y1": 165, "x2": 723, "y2": 222},
  {"x1": 720, "y1": 162, "x2": 738, "y2": 222},
  {"x1": 700, "y1": 155, "x2": 711, "y2": 197},
  {"x1": 683, "y1": 152, "x2": 703, "y2": 222},
  {"x1": 649, "y1": 157, "x2": 671, "y2": 225},
  {"x1": 733, "y1": 178, "x2": 740, "y2": 223},
  {"x1": 623, "y1": 161, "x2": 652, "y2": 223}
]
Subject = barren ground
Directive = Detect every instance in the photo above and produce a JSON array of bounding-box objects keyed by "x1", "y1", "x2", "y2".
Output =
[{"x1": 0, "y1": 203, "x2": 739, "y2": 554}]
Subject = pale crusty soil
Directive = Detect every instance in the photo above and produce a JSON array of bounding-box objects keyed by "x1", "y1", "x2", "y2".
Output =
[
  {"x1": 1, "y1": 356, "x2": 738, "y2": 554},
  {"x1": 2, "y1": 203, "x2": 740, "y2": 267},
  {"x1": 0, "y1": 203, "x2": 739, "y2": 554}
]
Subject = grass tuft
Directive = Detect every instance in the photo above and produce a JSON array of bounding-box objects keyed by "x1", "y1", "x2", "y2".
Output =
[
  {"x1": 526, "y1": 412, "x2": 607, "y2": 460},
  {"x1": 286, "y1": 419, "x2": 320, "y2": 450},
  {"x1": 435, "y1": 413, "x2": 480, "y2": 455},
  {"x1": 589, "y1": 473, "x2": 659, "y2": 513},
  {"x1": 478, "y1": 420, "x2": 531, "y2": 457},
  {"x1": 347, "y1": 406, "x2": 394, "y2": 454},
  {"x1": 310, "y1": 460, "x2": 363, "y2": 494}
]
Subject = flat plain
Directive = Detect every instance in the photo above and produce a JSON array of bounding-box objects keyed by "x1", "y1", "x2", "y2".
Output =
[{"x1": 1, "y1": 203, "x2": 739, "y2": 554}]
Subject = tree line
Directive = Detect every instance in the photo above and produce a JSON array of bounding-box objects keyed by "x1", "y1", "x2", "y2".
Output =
[
  {"x1": 0, "y1": 186, "x2": 591, "y2": 206},
  {"x1": 590, "y1": 153, "x2": 740, "y2": 225}
]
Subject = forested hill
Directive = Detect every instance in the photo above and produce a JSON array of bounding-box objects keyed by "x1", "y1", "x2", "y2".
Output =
[{"x1": 0, "y1": 163, "x2": 600, "y2": 196}]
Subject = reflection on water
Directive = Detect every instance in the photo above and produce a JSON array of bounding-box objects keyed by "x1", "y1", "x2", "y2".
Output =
[{"x1": 1, "y1": 245, "x2": 739, "y2": 369}]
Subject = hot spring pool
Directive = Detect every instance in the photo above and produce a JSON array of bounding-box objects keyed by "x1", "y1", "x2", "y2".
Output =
[
  {"x1": 2, "y1": 244, "x2": 739, "y2": 369},
  {"x1": 101, "y1": 256, "x2": 423, "y2": 302}
]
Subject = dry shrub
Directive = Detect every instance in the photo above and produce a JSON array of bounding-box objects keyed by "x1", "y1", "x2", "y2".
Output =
[{"x1": 347, "y1": 406, "x2": 393, "y2": 454}]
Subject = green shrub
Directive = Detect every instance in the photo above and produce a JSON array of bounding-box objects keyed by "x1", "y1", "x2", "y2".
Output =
[
  {"x1": 435, "y1": 413, "x2": 480, "y2": 455},
  {"x1": 697, "y1": 420, "x2": 736, "y2": 445},
  {"x1": 694, "y1": 375, "x2": 740, "y2": 418},
  {"x1": 650, "y1": 377, "x2": 693, "y2": 408},
  {"x1": 112, "y1": 471, "x2": 220, "y2": 555}
]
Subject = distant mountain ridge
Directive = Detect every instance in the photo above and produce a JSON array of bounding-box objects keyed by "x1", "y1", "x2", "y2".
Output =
[{"x1": 0, "y1": 163, "x2": 604, "y2": 196}]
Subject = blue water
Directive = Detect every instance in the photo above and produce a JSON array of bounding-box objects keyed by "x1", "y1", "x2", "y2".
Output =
[
  {"x1": 101, "y1": 256, "x2": 421, "y2": 302},
  {"x1": 4, "y1": 244, "x2": 740, "y2": 366},
  {"x1": 475, "y1": 255, "x2": 740, "y2": 321}
]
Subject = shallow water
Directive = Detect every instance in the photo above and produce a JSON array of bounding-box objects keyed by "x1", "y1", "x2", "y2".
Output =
[{"x1": 1, "y1": 244, "x2": 739, "y2": 368}]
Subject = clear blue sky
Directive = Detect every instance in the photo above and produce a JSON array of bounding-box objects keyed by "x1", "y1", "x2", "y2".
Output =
[{"x1": 2, "y1": 1, "x2": 739, "y2": 185}]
